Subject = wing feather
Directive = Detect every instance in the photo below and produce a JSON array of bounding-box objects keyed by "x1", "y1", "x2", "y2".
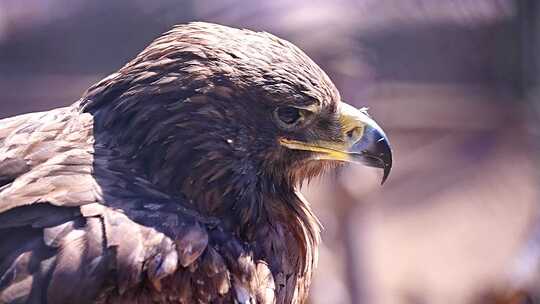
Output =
[{"x1": 0, "y1": 107, "x2": 271, "y2": 303}]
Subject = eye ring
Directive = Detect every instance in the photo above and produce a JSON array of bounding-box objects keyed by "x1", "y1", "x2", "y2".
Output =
[{"x1": 273, "y1": 106, "x2": 312, "y2": 129}]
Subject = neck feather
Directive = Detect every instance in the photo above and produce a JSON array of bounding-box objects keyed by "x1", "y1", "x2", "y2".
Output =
[{"x1": 81, "y1": 77, "x2": 320, "y2": 254}]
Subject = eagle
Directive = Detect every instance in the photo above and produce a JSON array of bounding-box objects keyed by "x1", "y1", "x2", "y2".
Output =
[{"x1": 0, "y1": 22, "x2": 391, "y2": 303}]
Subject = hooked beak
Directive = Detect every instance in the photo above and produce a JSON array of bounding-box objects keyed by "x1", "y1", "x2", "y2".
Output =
[{"x1": 279, "y1": 102, "x2": 393, "y2": 184}]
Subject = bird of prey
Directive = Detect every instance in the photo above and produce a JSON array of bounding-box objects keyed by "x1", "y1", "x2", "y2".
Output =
[{"x1": 0, "y1": 22, "x2": 392, "y2": 303}]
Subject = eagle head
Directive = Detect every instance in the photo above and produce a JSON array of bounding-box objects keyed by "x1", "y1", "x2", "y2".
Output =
[{"x1": 81, "y1": 22, "x2": 392, "y2": 227}]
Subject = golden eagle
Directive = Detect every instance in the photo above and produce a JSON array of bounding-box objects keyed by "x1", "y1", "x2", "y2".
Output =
[{"x1": 0, "y1": 22, "x2": 391, "y2": 303}]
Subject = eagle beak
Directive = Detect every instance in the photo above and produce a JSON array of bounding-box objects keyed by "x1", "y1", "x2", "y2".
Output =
[
  {"x1": 339, "y1": 102, "x2": 392, "y2": 184},
  {"x1": 279, "y1": 102, "x2": 393, "y2": 184}
]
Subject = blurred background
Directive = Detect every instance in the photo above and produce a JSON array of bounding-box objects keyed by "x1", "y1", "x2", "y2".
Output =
[{"x1": 1, "y1": 1, "x2": 539, "y2": 303}]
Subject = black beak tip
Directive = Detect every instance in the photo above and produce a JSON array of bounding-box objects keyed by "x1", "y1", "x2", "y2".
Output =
[
  {"x1": 356, "y1": 143, "x2": 392, "y2": 185},
  {"x1": 380, "y1": 143, "x2": 392, "y2": 185},
  {"x1": 376, "y1": 138, "x2": 392, "y2": 185},
  {"x1": 381, "y1": 161, "x2": 392, "y2": 185}
]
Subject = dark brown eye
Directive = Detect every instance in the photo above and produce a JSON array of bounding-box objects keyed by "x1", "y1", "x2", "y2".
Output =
[{"x1": 275, "y1": 106, "x2": 301, "y2": 125}]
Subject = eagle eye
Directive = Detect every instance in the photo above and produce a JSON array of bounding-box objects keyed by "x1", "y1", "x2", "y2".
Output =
[{"x1": 274, "y1": 106, "x2": 313, "y2": 129}]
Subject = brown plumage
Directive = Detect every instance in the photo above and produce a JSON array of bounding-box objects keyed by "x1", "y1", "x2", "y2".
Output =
[{"x1": 0, "y1": 22, "x2": 391, "y2": 303}]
